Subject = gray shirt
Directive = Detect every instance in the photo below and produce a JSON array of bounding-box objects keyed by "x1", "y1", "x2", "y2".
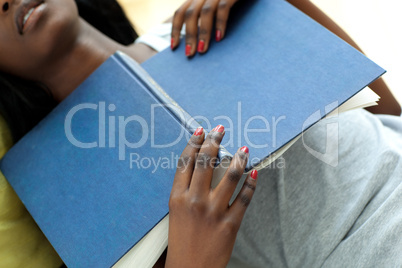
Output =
[{"x1": 230, "y1": 109, "x2": 402, "y2": 268}]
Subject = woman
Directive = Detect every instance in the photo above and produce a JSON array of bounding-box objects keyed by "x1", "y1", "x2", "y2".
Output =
[
  {"x1": 0, "y1": 1, "x2": 146, "y2": 266},
  {"x1": 0, "y1": 0, "x2": 401, "y2": 267},
  {"x1": 0, "y1": 0, "x2": 257, "y2": 267}
]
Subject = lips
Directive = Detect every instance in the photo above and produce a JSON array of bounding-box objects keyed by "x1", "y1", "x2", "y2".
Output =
[{"x1": 15, "y1": 0, "x2": 45, "y2": 34}]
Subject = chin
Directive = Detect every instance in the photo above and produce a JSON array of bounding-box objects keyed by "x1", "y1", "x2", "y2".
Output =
[
  {"x1": 8, "y1": 3, "x2": 81, "y2": 78},
  {"x1": 0, "y1": 0, "x2": 81, "y2": 78},
  {"x1": 32, "y1": 4, "x2": 80, "y2": 62}
]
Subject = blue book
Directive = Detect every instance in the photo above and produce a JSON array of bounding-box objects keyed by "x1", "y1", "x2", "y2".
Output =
[
  {"x1": 142, "y1": 0, "x2": 384, "y2": 170},
  {"x1": 0, "y1": 0, "x2": 384, "y2": 267},
  {"x1": 0, "y1": 53, "x2": 193, "y2": 267}
]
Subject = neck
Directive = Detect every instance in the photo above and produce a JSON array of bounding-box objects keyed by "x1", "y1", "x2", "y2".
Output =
[{"x1": 41, "y1": 19, "x2": 145, "y2": 102}]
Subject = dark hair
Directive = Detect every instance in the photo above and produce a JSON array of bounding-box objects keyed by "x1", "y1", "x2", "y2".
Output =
[
  {"x1": 0, "y1": 0, "x2": 138, "y2": 142},
  {"x1": 75, "y1": 0, "x2": 138, "y2": 46}
]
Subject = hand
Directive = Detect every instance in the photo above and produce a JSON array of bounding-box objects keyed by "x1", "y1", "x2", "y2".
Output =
[
  {"x1": 165, "y1": 125, "x2": 258, "y2": 268},
  {"x1": 171, "y1": 0, "x2": 238, "y2": 57}
]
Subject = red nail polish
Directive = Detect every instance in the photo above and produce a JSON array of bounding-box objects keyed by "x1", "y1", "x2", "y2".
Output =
[
  {"x1": 185, "y1": 44, "x2": 191, "y2": 56},
  {"x1": 240, "y1": 146, "x2": 249, "y2": 154},
  {"x1": 171, "y1": 38, "x2": 174, "y2": 50},
  {"x1": 194, "y1": 127, "x2": 203, "y2": 136},
  {"x1": 197, "y1": 40, "x2": 205, "y2": 53},
  {"x1": 216, "y1": 30, "x2": 222, "y2": 42},
  {"x1": 250, "y1": 170, "x2": 258, "y2": 180},
  {"x1": 214, "y1": 125, "x2": 224, "y2": 133}
]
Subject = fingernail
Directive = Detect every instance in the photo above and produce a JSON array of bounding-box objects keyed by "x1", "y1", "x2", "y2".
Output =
[
  {"x1": 250, "y1": 170, "x2": 258, "y2": 180},
  {"x1": 213, "y1": 125, "x2": 225, "y2": 133},
  {"x1": 240, "y1": 146, "x2": 249, "y2": 154},
  {"x1": 171, "y1": 38, "x2": 174, "y2": 50},
  {"x1": 185, "y1": 44, "x2": 191, "y2": 56},
  {"x1": 197, "y1": 40, "x2": 205, "y2": 53},
  {"x1": 194, "y1": 127, "x2": 203, "y2": 136},
  {"x1": 215, "y1": 30, "x2": 222, "y2": 42}
]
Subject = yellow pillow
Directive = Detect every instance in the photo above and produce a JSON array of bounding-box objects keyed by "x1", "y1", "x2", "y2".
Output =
[{"x1": 0, "y1": 116, "x2": 63, "y2": 268}]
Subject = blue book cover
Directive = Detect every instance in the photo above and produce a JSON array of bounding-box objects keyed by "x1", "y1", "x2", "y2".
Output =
[
  {"x1": 142, "y1": 0, "x2": 385, "y2": 170},
  {"x1": 0, "y1": 54, "x2": 190, "y2": 267},
  {"x1": 0, "y1": 0, "x2": 385, "y2": 267}
]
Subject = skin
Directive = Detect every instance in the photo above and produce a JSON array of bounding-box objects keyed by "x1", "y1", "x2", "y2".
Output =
[
  {"x1": 0, "y1": 0, "x2": 257, "y2": 266},
  {"x1": 171, "y1": 0, "x2": 238, "y2": 55},
  {"x1": 0, "y1": 0, "x2": 156, "y2": 101},
  {"x1": 0, "y1": 0, "x2": 399, "y2": 266},
  {"x1": 288, "y1": 0, "x2": 401, "y2": 116},
  {"x1": 171, "y1": 0, "x2": 401, "y2": 115},
  {"x1": 166, "y1": 126, "x2": 257, "y2": 268}
]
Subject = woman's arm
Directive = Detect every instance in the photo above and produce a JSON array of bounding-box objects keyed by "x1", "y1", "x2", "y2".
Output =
[{"x1": 288, "y1": 0, "x2": 401, "y2": 116}]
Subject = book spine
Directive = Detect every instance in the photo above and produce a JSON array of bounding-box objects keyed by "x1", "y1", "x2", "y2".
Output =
[{"x1": 115, "y1": 51, "x2": 232, "y2": 162}]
